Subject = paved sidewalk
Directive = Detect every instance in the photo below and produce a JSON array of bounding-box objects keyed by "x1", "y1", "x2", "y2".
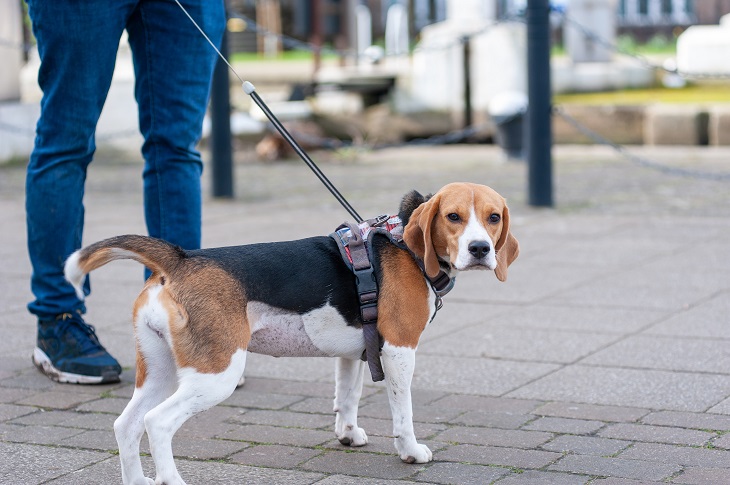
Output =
[{"x1": 1, "y1": 143, "x2": 730, "y2": 484}]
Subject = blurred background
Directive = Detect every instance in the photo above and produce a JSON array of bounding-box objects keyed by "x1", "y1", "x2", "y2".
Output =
[{"x1": 1, "y1": 0, "x2": 729, "y2": 172}]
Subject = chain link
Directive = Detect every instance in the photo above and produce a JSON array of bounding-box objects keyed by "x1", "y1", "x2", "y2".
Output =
[{"x1": 553, "y1": 106, "x2": 730, "y2": 182}]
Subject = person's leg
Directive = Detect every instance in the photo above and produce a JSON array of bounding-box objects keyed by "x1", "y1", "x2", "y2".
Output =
[
  {"x1": 26, "y1": 0, "x2": 133, "y2": 383},
  {"x1": 126, "y1": 0, "x2": 225, "y2": 251}
]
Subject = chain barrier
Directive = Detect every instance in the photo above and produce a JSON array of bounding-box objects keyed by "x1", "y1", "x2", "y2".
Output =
[
  {"x1": 275, "y1": 122, "x2": 488, "y2": 152},
  {"x1": 553, "y1": 106, "x2": 730, "y2": 181}
]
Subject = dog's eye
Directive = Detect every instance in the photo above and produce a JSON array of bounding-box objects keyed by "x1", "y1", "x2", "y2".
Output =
[
  {"x1": 447, "y1": 213, "x2": 461, "y2": 222},
  {"x1": 489, "y1": 213, "x2": 501, "y2": 224}
]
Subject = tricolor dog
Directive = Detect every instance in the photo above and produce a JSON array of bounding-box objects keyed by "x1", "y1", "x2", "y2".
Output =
[{"x1": 64, "y1": 182, "x2": 519, "y2": 485}]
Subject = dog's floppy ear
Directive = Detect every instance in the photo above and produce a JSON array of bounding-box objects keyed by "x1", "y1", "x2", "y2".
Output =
[
  {"x1": 403, "y1": 193, "x2": 442, "y2": 279},
  {"x1": 494, "y1": 205, "x2": 519, "y2": 282}
]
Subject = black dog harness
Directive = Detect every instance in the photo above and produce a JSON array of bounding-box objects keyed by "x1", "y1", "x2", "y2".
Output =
[{"x1": 330, "y1": 215, "x2": 455, "y2": 382}]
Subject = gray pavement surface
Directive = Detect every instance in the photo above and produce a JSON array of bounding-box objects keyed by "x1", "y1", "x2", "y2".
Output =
[{"x1": 1, "y1": 142, "x2": 730, "y2": 484}]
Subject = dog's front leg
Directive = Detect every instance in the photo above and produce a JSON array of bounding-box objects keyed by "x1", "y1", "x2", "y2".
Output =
[
  {"x1": 381, "y1": 342, "x2": 432, "y2": 463},
  {"x1": 334, "y1": 357, "x2": 368, "y2": 446}
]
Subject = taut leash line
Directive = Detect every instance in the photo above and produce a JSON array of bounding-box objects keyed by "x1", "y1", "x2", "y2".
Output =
[{"x1": 173, "y1": 0, "x2": 363, "y2": 223}]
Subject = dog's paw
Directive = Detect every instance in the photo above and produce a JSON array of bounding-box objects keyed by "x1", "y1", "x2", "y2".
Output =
[
  {"x1": 399, "y1": 443, "x2": 432, "y2": 464},
  {"x1": 337, "y1": 425, "x2": 368, "y2": 447}
]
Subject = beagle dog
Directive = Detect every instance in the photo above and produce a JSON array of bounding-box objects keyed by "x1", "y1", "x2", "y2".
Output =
[{"x1": 64, "y1": 182, "x2": 519, "y2": 485}]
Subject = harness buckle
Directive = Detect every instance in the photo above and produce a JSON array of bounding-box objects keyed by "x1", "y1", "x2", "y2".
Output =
[{"x1": 355, "y1": 267, "x2": 378, "y2": 322}]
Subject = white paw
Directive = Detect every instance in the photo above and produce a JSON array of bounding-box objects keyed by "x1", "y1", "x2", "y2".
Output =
[
  {"x1": 337, "y1": 425, "x2": 369, "y2": 447},
  {"x1": 399, "y1": 443, "x2": 432, "y2": 464}
]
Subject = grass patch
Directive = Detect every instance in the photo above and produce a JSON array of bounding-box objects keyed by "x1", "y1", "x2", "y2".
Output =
[
  {"x1": 554, "y1": 84, "x2": 730, "y2": 105},
  {"x1": 231, "y1": 50, "x2": 338, "y2": 63}
]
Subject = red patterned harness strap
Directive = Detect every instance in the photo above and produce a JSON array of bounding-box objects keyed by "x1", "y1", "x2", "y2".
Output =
[
  {"x1": 330, "y1": 214, "x2": 455, "y2": 382},
  {"x1": 330, "y1": 215, "x2": 403, "y2": 382}
]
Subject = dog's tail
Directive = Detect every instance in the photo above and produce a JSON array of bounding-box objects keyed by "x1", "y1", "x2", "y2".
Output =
[{"x1": 64, "y1": 235, "x2": 186, "y2": 300}]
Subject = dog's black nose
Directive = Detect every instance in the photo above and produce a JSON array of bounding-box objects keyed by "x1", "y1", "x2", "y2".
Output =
[{"x1": 468, "y1": 241, "x2": 491, "y2": 259}]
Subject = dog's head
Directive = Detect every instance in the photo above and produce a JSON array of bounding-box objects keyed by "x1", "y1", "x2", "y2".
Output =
[{"x1": 400, "y1": 182, "x2": 519, "y2": 282}]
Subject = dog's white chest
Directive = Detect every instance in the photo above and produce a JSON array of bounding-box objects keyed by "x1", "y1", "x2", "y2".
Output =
[{"x1": 246, "y1": 301, "x2": 364, "y2": 360}]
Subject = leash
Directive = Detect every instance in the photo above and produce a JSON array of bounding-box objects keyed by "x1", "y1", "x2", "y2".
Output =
[{"x1": 173, "y1": 0, "x2": 363, "y2": 223}]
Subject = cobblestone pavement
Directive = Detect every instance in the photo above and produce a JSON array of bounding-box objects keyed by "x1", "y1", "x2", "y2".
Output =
[{"x1": 1, "y1": 143, "x2": 730, "y2": 484}]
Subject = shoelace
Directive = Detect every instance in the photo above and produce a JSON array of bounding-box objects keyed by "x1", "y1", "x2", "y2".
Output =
[{"x1": 55, "y1": 312, "x2": 105, "y2": 355}]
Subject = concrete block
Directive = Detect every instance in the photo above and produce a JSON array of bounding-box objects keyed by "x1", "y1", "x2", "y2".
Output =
[
  {"x1": 677, "y1": 24, "x2": 730, "y2": 76},
  {"x1": 644, "y1": 104, "x2": 709, "y2": 146},
  {"x1": 553, "y1": 105, "x2": 644, "y2": 145},
  {"x1": 709, "y1": 105, "x2": 730, "y2": 146}
]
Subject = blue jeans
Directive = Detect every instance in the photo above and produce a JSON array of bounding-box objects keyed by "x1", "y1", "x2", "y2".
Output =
[{"x1": 25, "y1": 0, "x2": 225, "y2": 319}]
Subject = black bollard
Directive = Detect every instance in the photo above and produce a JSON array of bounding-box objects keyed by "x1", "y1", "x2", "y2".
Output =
[
  {"x1": 210, "y1": 29, "x2": 234, "y2": 199},
  {"x1": 526, "y1": 0, "x2": 554, "y2": 207}
]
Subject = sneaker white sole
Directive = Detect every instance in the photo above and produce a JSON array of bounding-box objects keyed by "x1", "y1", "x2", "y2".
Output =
[{"x1": 32, "y1": 347, "x2": 116, "y2": 385}]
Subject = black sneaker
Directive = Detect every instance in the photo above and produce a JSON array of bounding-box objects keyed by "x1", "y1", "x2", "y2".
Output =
[{"x1": 33, "y1": 311, "x2": 122, "y2": 384}]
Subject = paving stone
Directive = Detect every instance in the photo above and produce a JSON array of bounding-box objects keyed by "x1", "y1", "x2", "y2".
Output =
[
  {"x1": 672, "y1": 467, "x2": 730, "y2": 484},
  {"x1": 524, "y1": 416, "x2": 606, "y2": 435},
  {"x1": 16, "y1": 390, "x2": 99, "y2": 410},
  {"x1": 412, "y1": 354, "x2": 560, "y2": 396},
  {"x1": 321, "y1": 435, "x2": 399, "y2": 455},
  {"x1": 0, "y1": 387, "x2": 35, "y2": 404},
  {"x1": 436, "y1": 444, "x2": 561, "y2": 469},
  {"x1": 59, "y1": 429, "x2": 118, "y2": 451},
  {"x1": 229, "y1": 444, "x2": 322, "y2": 468},
  {"x1": 0, "y1": 423, "x2": 84, "y2": 445},
  {"x1": 580, "y1": 335, "x2": 730, "y2": 374},
  {"x1": 75, "y1": 397, "x2": 129, "y2": 414},
  {"x1": 706, "y1": 397, "x2": 730, "y2": 415},
  {"x1": 231, "y1": 409, "x2": 334, "y2": 429},
  {"x1": 541, "y1": 435, "x2": 632, "y2": 456},
  {"x1": 313, "y1": 475, "x2": 424, "y2": 485},
  {"x1": 435, "y1": 426, "x2": 553, "y2": 449},
  {"x1": 289, "y1": 397, "x2": 335, "y2": 414},
  {"x1": 447, "y1": 410, "x2": 533, "y2": 429},
  {"x1": 710, "y1": 433, "x2": 730, "y2": 450},
  {"x1": 644, "y1": 293, "x2": 730, "y2": 340},
  {"x1": 177, "y1": 405, "x2": 247, "y2": 438},
  {"x1": 641, "y1": 411, "x2": 730, "y2": 431},
  {"x1": 494, "y1": 470, "x2": 590, "y2": 484},
  {"x1": 357, "y1": 400, "x2": 465, "y2": 424},
  {"x1": 352, "y1": 416, "x2": 448, "y2": 439},
  {"x1": 433, "y1": 395, "x2": 543, "y2": 415},
  {"x1": 173, "y1": 437, "x2": 250, "y2": 460},
  {"x1": 301, "y1": 449, "x2": 424, "y2": 479},
  {"x1": 508, "y1": 366, "x2": 730, "y2": 412},
  {"x1": 619, "y1": 442, "x2": 730, "y2": 468},
  {"x1": 222, "y1": 391, "x2": 306, "y2": 410},
  {"x1": 548, "y1": 454, "x2": 681, "y2": 481},
  {"x1": 0, "y1": 403, "x2": 37, "y2": 422},
  {"x1": 599, "y1": 423, "x2": 713, "y2": 446},
  {"x1": 160, "y1": 457, "x2": 325, "y2": 485},
  {"x1": 590, "y1": 479, "x2": 665, "y2": 485},
  {"x1": 0, "y1": 442, "x2": 110, "y2": 484},
  {"x1": 418, "y1": 324, "x2": 620, "y2": 364},
  {"x1": 220, "y1": 424, "x2": 333, "y2": 447},
  {"x1": 413, "y1": 461, "x2": 510, "y2": 484},
  {"x1": 535, "y1": 402, "x2": 649, "y2": 423}
]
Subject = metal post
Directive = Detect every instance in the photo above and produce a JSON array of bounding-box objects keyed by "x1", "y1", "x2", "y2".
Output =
[
  {"x1": 210, "y1": 28, "x2": 234, "y2": 198},
  {"x1": 526, "y1": 0, "x2": 553, "y2": 207},
  {"x1": 462, "y1": 35, "x2": 473, "y2": 129}
]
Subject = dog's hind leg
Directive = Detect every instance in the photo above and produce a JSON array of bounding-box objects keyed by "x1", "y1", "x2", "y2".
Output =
[
  {"x1": 116, "y1": 293, "x2": 179, "y2": 485},
  {"x1": 115, "y1": 353, "x2": 177, "y2": 485},
  {"x1": 381, "y1": 342, "x2": 432, "y2": 464},
  {"x1": 334, "y1": 357, "x2": 368, "y2": 447},
  {"x1": 144, "y1": 349, "x2": 247, "y2": 485}
]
